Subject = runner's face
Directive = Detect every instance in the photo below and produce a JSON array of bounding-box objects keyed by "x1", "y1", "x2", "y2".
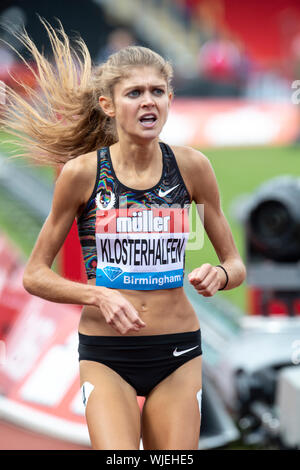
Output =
[{"x1": 111, "y1": 67, "x2": 172, "y2": 142}]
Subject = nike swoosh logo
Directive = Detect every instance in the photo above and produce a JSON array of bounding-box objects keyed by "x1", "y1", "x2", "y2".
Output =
[
  {"x1": 158, "y1": 184, "x2": 179, "y2": 198},
  {"x1": 173, "y1": 345, "x2": 199, "y2": 357}
]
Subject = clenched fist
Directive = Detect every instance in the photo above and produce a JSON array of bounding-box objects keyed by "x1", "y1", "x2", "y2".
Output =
[{"x1": 188, "y1": 263, "x2": 224, "y2": 297}]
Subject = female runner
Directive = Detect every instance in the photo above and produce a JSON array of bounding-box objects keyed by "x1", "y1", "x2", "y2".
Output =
[{"x1": 2, "y1": 20, "x2": 246, "y2": 450}]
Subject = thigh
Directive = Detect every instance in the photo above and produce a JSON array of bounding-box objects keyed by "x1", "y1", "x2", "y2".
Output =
[
  {"x1": 141, "y1": 355, "x2": 202, "y2": 450},
  {"x1": 79, "y1": 360, "x2": 141, "y2": 450}
]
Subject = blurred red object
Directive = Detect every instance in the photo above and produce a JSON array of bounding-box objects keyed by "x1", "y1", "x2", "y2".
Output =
[
  {"x1": 0, "y1": 62, "x2": 37, "y2": 96},
  {"x1": 267, "y1": 299, "x2": 289, "y2": 315},
  {"x1": 0, "y1": 235, "x2": 26, "y2": 340}
]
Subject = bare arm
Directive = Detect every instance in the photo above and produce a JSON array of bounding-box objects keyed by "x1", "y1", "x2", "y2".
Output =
[
  {"x1": 183, "y1": 147, "x2": 246, "y2": 296},
  {"x1": 23, "y1": 157, "x2": 145, "y2": 333}
]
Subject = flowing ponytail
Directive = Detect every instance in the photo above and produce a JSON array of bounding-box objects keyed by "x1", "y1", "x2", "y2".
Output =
[{"x1": 0, "y1": 18, "x2": 173, "y2": 166}]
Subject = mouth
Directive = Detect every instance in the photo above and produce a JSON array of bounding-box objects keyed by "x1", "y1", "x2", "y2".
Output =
[{"x1": 138, "y1": 113, "x2": 158, "y2": 128}]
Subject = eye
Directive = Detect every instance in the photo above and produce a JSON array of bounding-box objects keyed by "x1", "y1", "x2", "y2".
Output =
[
  {"x1": 153, "y1": 88, "x2": 164, "y2": 96},
  {"x1": 127, "y1": 89, "x2": 140, "y2": 98}
]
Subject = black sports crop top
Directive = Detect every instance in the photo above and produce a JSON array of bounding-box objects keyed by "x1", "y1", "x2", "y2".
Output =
[{"x1": 77, "y1": 142, "x2": 191, "y2": 290}]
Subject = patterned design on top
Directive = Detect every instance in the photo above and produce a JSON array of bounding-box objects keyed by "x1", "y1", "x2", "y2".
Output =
[{"x1": 77, "y1": 143, "x2": 191, "y2": 279}]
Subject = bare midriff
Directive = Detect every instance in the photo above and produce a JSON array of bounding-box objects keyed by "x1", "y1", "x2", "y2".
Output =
[{"x1": 78, "y1": 278, "x2": 200, "y2": 336}]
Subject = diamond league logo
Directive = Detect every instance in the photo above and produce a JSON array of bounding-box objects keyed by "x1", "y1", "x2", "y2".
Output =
[{"x1": 102, "y1": 266, "x2": 123, "y2": 281}]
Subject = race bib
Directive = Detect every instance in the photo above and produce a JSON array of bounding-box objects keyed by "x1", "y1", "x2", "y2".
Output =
[{"x1": 95, "y1": 207, "x2": 189, "y2": 290}]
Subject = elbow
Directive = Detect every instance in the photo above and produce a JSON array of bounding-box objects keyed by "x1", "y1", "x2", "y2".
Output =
[{"x1": 23, "y1": 268, "x2": 36, "y2": 295}]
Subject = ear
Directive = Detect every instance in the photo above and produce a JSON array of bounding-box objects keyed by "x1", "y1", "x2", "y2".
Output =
[
  {"x1": 99, "y1": 96, "x2": 115, "y2": 118},
  {"x1": 168, "y1": 91, "x2": 173, "y2": 107}
]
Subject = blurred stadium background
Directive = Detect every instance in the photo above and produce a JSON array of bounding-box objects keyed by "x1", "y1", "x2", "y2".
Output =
[{"x1": 0, "y1": 0, "x2": 300, "y2": 450}]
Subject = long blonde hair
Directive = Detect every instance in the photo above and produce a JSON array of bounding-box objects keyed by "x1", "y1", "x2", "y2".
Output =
[{"x1": 0, "y1": 18, "x2": 173, "y2": 166}]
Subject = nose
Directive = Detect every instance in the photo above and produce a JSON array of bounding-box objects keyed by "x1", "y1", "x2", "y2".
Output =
[{"x1": 141, "y1": 91, "x2": 155, "y2": 107}]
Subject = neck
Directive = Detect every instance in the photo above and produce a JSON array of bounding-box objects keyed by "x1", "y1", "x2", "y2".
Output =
[{"x1": 111, "y1": 137, "x2": 161, "y2": 172}]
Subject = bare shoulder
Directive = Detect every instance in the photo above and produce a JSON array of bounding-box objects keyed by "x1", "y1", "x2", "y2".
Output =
[
  {"x1": 169, "y1": 144, "x2": 215, "y2": 201},
  {"x1": 170, "y1": 144, "x2": 210, "y2": 169},
  {"x1": 59, "y1": 151, "x2": 97, "y2": 183},
  {"x1": 54, "y1": 150, "x2": 98, "y2": 215}
]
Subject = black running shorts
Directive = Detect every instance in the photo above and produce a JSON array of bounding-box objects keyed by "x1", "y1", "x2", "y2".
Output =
[{"x1": 78, "y1": 329, "x2": 202, "y2": 397}]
